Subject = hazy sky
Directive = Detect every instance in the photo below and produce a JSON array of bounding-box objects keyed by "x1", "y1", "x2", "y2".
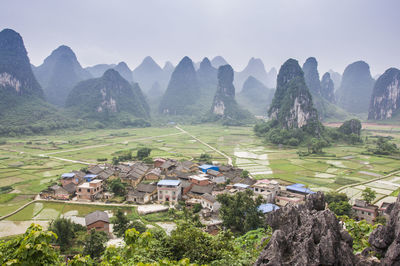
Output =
[{"x1": 1, "y1": 0, "x2": 399, "y2": 76}]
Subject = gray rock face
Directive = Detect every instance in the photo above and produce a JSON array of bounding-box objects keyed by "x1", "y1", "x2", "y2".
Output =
[
  {"x1": 255, "y1": 192, "x2": 360, "y2": 266},
  {"x1": 212, "y1": 65, "x2": 235, "y2": 116},
  {"x1": 268, "y1": 59, "x2": 320, "y2": 131},
  {"x1": 365, "y1": 194, "x2": 400, "y2": 265},
  {"x1": 320, "y1": 72, "x2": 336, "y2": 103},
  {"x1": 302, "y1": 57, "x2": 321, "y2": 95},
  {"x1": 368, "y1": 68, "x2": 400, "y2": 120},
  {"x1": 337, "y1": 61, "x2": 375, "y2": 114}
]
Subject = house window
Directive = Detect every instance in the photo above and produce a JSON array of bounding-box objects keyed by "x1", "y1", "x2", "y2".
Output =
[
  {"x1": 361, "y1": 211, "x2": 364, "y2": 215},
  {"x1": 368, "y1": 213, "x2": 371, "y2": 216},
  {"x1": 79, "y1": 189, "x2": 81, "y2": 192},
  {"x1": 87, "y1": 189, "x2": 90, "y2": 192}
]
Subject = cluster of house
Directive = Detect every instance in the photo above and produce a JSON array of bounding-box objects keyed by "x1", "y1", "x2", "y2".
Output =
[
  {"x1": 41, "y1": 158, "x2": 323, "y2": 218},
  {"x1": 41, "y1": 157, "x2": 389, "y2": 227}
]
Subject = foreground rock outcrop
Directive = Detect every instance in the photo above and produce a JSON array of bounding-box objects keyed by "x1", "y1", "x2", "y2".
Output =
[
  {"x1": 255, "y1": 192, "x2": 372, "y2": 266},
  {"x1": 255, "y1": 192, "x2": 356, "y2": 265},
  {"x1": 363, "y1": 194, "x2": 400, "y2": 265}
]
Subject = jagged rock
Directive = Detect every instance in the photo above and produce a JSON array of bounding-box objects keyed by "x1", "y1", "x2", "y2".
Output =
[
  {"x1": 364, "y1": 194, "x2": 400, "y2": 265},
  {"x1": 268, "y1": 58, "x2": 321, "y2": 133},
  {"x1": 337, "y1": 61, "x2": 375, "y2": 114},
  {"x1": 159, "y1": 56, "x2": 199, "y2": 115},
  {"x1": 34, "y1": 45, "x2": 91, "y2": 106},
  {"x1": 320, "y1": 72, "x2": 336, "y2": 103},
  {"x1": 302, "y1": 57, "x2": 321, "y2": 95},
  {"x1": 255, "y1": 192, "x2": 362, "y2": 266},
  {"x1": 368, "y1": 68, "x2": 400, "y2": 120}
]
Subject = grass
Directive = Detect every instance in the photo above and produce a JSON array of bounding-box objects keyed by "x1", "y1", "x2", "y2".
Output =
[
  {"x1": 0, "y1": 193, "x2": 17, "y2": 204},
  {"x1": 1, "y1": 123, "x2": 400, "y2": 221}
]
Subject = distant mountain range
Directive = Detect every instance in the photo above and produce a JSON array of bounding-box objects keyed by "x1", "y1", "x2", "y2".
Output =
[
  {"x1": 1, "y1": 27, "x2": 398, "y2": 136},
  {"x1": 34, "y1": 45, "x2": 91, "y2": 106}
]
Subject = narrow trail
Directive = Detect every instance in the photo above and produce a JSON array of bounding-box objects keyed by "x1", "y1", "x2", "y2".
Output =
[{"x1": 175, "y1": 125, "x2": 233, "y2": 166}]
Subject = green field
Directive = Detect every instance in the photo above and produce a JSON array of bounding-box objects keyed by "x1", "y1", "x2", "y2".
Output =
[{"x1": 0, "y1": 123, "x2": 399, "y2": 221}]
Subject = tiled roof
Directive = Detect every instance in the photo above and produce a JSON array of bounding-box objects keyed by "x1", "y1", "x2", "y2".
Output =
[{"x1": 85, "y1": 211, "x2": 109, "y2": 226}]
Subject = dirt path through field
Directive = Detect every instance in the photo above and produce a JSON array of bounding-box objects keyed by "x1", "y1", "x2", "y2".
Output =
[{"x1": 175, "y1": 125, "x2": 233, "y2": 165}]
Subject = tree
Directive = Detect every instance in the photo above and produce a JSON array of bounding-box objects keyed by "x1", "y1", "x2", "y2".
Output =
[
  {"x1": 325, "y1": 191, "x2": 352, "y2": 216},
  {"x1": 0, "y1": 224, "x2": 61, "y2": 265},
  {"x1": 362, "y1": 188, "x2": 376, "y2": 204},
  {"x1": 83, "y1": 229, "x2": 108, "y2": 259},
  {"x1": 48, "y1": 218, "x2": 85, "y2": 251},
  {"x1": 109, "y1": 178, "x2": 126, "y2": 196},
  {"x1": 199, "y1": 153, "x2": 212, "y2": 164},
  {"x1": 240, "y1": 170, "x2": 250, "y2": 178},
  {"x1": 113, "y1": 209, "x2": 131, "y2": 238},
  {"x1": 217, "y1": 190, "x2": 265, "y2": 234},
  {"x1": 137, "y1": 147, "x2": 152, "y2": 160}
]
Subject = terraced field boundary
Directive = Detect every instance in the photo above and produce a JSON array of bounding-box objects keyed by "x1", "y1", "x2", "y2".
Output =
[{"x1": 336, "y1": 169, "x2": 400, "y2": 204}]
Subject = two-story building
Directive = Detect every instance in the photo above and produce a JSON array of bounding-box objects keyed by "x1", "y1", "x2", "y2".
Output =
[
  {"x1": 157, "y1": 179, "x2": 182, "y2": 204},
  {"x1": 252, "y1": 179, "x2": 280, "y2": 203},
  {"x1": 352, "y1": 199, "x2": 378, "y2": 224},
  {"x1": 76, "y1": 179, "x2": 103, "y2": 201}
]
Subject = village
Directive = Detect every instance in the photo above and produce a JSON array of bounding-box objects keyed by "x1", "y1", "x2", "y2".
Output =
[{"x1": 39, "y1": 154, "x2": 390, "y2": 236}]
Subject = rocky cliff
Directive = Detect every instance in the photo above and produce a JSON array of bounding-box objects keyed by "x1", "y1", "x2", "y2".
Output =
[
  {"x1": 268, "y1": 59, "x2": 321, "y2": 132},
  {"x1": 337, "y1": 61, "x2": 375, "y2": 114},
  {"x1": 368, "y1": 68, "x2": 400, "y2": 120},
  {"x1": 0, "y1": 29, "x2": 44, "y2": 98},
  {"x1": 208, "y1": 65, "x2": 252, "y2": 123},
  {"x1": 302, "y1": 57, "x2": 321, "y2": 95},
  {"x1": 0, "y1": 29, "x2": 71, "y2": 135},
  {"x1": 362, "y1": 193, "x2": 400, "y2": 265},
  {"x1": 256, "y1": 192, "x2": 372, "y2": 266},
  {"x1": 320, "y1": 72, "x2": 336, "y2": 103},
  {"x1": 66, "y1": 69, "x2": 149, "y2": 122},
  {"x1": 159, "y1": 56, "x2": 200, "y2": 115},
  {"x1": 34, "y1": 45, "x2": 91, "y2": 106}
]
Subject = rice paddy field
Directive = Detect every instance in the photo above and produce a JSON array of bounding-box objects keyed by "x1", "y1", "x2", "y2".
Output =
[{"x1": 0, "y1": 122, "x2": 399, "y2": 228}]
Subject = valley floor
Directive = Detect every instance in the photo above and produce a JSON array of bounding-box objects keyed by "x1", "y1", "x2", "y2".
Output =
[{"x1": 0, "y1": 123, "x2": 399, "y2": 235}]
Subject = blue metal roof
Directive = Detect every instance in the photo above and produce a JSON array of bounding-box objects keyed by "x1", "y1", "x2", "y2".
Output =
[
  {"x1": 84, "y1": 174, "x2": 98, "y2": 178},
  {"x1": 233, "y1": 183, "x2": 250, "y2": 189},
  {"x1": 199, "y1": 164, "x2": 215, "y2": 169},
  {"x1": 286, "y1": 183, "x2": 315, "y2": 194},
  {"x1": 157, "y1": 179, "x2": 181, "y2": 186},
  {"x1": 258, "y1": 203, "x2": 280, "y2": 214},
  {"x1": 61, "y1": 173, "x2": 75, "y2": 179}
]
